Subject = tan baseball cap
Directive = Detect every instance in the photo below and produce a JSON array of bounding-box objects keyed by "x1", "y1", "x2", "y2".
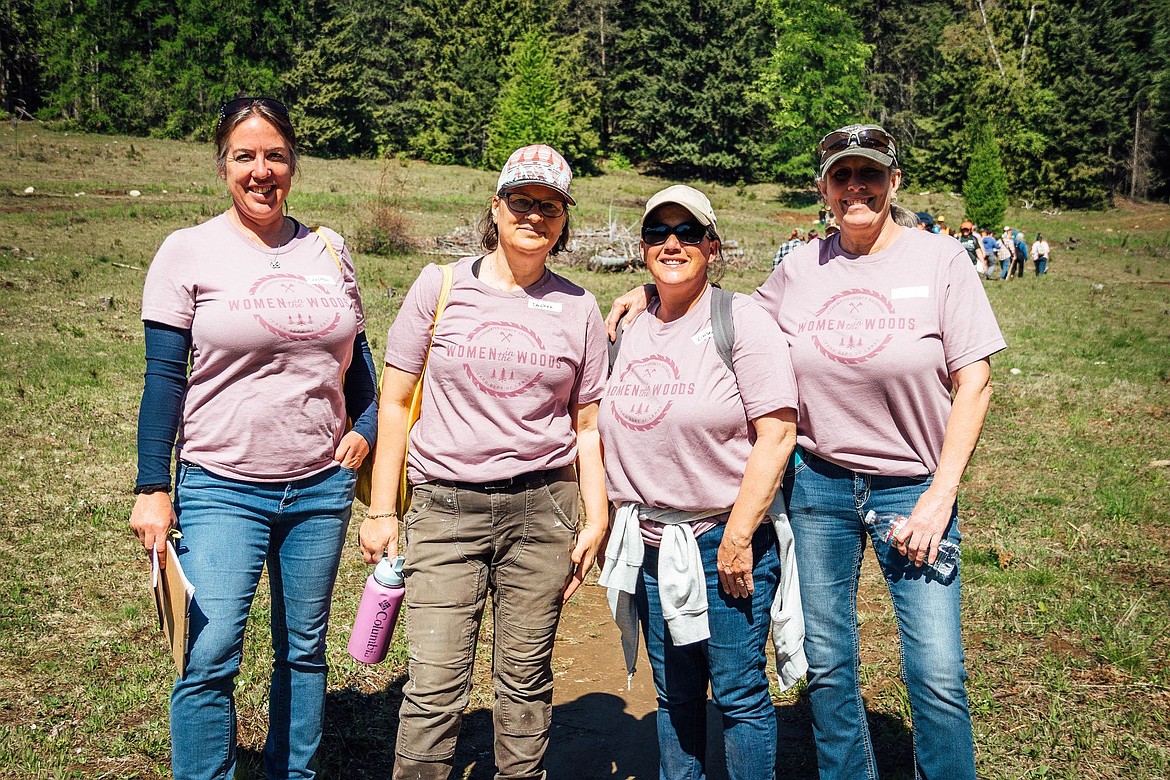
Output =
[{"x1": 643, "y1": 185, "x2": 718, "y2": 236}]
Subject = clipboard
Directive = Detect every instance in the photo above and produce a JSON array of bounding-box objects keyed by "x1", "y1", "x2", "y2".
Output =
[{"x1": 152, "y1": 540, "x2": 195, "y2": 676}]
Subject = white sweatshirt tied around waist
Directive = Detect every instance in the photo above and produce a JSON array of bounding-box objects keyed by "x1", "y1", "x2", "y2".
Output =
[{"x1": 597, "y1": 498, "x2": 808, "y2": 691}]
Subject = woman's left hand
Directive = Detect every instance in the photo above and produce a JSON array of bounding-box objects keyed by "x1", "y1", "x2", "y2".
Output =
[
  {"x1": 717, "y1": 527, "x2": 756, "y2": 599},
  {"x1": 891, "y1": 485, "x2": 955, "y2": 567},
  {"x1": 334, "y1": 430, "x2": 371, "y2": 469},
  {"x1": 562, "y1": 522, "x2": 607, "y2": 604}
]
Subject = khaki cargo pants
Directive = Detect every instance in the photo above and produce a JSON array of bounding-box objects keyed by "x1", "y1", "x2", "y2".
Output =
[{"x1": 393, "y1": 467, "x2": 578, "y2": 780}]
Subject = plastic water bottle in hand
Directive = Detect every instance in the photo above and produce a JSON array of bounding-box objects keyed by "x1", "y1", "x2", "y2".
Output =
[
  {"x1": 348, "y1": 555, "x2": 406, "y2": 664},
  {"x1": 863, "y1": 511, "x2": 959, "y2": 578}
]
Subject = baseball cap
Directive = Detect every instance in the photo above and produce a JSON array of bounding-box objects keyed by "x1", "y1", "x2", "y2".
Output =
[
  {"x1": 643, "y1": 185, "x2": 718, "y2": 237},
  {"x1": 817, "y1": 124, "x2": 898, "y2": 179},
  {"x1": 496, "y1": 145, "x2": 575, "y2": 205}
]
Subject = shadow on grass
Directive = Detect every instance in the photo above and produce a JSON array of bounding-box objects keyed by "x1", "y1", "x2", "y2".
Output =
[
  {"x1": 234, "y1": 685, "x2": 914, "y2": 778},
  {"x1": 773, "y1": 189, "x2": 821, "y2": 209}
]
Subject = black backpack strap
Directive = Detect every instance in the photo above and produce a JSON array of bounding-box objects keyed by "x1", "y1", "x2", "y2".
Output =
[
  {"x1": 608, "y1": 318, "x2": 626, "y2": 378},
  {"x1": 610, "y1": 288, "x2": 734, "y2": 378},
  {"x1": 710, "y1": 287, "x2": 735, "y2": 374}
]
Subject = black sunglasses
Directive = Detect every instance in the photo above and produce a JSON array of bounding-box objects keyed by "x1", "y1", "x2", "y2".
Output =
[
  {"x1": 817, "y1": 127, "x2": 896, "y2": 165},
  {"x1": 501, "y1": 192, "x2": 567, "y2": 218},
  {"x1": 216, "y1": 97, "x2": 290, "y2": 132},
  {"x1": 641, "y1": 221, "x2": 710, "y2": 246}
]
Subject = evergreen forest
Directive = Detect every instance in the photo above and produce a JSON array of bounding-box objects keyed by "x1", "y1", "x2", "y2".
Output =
[{"x1": 3, "y1": 0, "x2": 1169, "y2": 207}]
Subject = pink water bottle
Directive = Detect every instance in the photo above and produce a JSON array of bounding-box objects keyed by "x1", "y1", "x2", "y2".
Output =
[{"x1": 348, "y1": 555, "x2": 405, "y2": 664}]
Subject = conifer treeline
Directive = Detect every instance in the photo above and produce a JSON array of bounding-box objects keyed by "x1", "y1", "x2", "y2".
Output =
[{"x1": 3, "y1": 0, "x2": 1169, "y2": 206}]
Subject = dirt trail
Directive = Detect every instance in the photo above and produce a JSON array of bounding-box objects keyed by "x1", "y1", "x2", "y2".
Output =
[
  {"x1": 545, "y1": 582, "x2": 661, "y2": 778},
  {"x1": 544, "y1": 581, "x2": 750, "y2": 779}
]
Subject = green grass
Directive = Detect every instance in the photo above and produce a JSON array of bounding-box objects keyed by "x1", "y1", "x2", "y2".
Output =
[{"x1": 2, "y1": 122, "x2": 1169, "y2": 778}]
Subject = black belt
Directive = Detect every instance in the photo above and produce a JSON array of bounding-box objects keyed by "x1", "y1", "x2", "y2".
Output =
[{"x1": 430, "y1": 465, "x2": 572, "y2": 493}]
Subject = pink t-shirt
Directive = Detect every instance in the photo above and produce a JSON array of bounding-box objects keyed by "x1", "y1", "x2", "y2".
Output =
[
  {"x1": 600, "y1": 287, "x2": 798, "y2": 515},
  {"x1": 385, "y1": 257, "x2": 608, "y2": 484},
  {"x1": 142, "y1": 214, "x2": 365, "y2": 482},
  {"x1": 753, "y1": 228, "x2": 1007, "y2": 476}
]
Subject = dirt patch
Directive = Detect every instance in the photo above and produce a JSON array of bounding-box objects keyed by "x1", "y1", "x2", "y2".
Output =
[{"x1": 545, "y1": 584, "x2": 661, "y2": 779}]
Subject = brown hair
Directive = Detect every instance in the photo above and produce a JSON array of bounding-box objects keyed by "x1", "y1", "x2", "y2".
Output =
[
  {"x1": 477, "y1": 198, "x2": 571, "y2": 256},
  {"x1": 214, "y1": 100, "x2": 299, "y2": 177}
]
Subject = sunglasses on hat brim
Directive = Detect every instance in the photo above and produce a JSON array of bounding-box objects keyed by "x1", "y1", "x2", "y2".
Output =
[
  {"x1": 817, "y1": 127, "x2": 896, "y2": 166},
  {"x1": 216, "y1": 97, "x2": 290, "y2": 132}
]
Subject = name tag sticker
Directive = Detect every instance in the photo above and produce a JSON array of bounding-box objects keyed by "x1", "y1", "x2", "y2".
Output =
[
  {"x1": 528, "y1": 299, "x2": 563, "y2": 313},
  {"x1": 306, "y1": 275, "x2": 335, "y2": 286},
  {"x1": 891, "y1": 286, "x2": 929, "y2": 299},
  {"x1": 692, "y1": 326, "x2": 714, "y2": 345}
]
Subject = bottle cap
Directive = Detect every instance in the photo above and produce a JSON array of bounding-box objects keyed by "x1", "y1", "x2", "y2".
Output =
[{"x1": 372, "y1": 555, "x2": 405, "y2": 587}]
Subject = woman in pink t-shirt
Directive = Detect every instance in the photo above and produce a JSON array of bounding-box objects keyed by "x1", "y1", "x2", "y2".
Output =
[
  {"x1": 759, "y1": 124, "x2": 1004, "y2": 780},
  {"x1": 598, "y1": 186, "x2": 799, "y2": 780},
  {"x1": 359, "y1": 145, "x2": 609, "y2": 780},
  {"x1": 129, "y1": 98, "x2": 377, "y2": 778}
]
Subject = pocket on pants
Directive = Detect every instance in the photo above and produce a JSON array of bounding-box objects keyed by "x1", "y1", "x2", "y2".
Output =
[
  {"x1": 404, "y1": 484, "x2": 437, "y2": 525},
  {"x1": 541, "y1": 479, "x2": 579, "y2": 533}
]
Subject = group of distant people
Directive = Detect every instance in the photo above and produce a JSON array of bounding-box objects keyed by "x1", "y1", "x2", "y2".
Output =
[
  {"x1": 971, "y1": 226, "x2": 1052, "y2": 280},
  {"x1": 778, "y1": 208, "x2": 1053, "y2": 282}
]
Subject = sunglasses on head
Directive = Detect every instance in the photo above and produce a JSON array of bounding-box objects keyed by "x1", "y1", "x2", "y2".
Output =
[
  {"x1": 817, "y1": 127, "x2": 895, "y2": 166},
  {"x1": 501, "y1": 192, "x2": 567, "y2": 218},
  {"x1": 641, "y1": 221, "x2": 710, "y2": 246},
  {"x1": 216, "y1": 97, "x2": 290, "y2": 132}
]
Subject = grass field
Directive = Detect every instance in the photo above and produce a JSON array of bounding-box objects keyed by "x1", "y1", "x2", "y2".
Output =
[{"x1": 1, "y1": 122, "x2": 1168, "y2": 779}]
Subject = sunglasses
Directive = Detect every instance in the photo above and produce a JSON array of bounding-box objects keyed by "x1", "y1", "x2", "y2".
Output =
[
  {"x1": 641, "y1": 221, "x2": 710, "y2": 246},
  {"x1": 216, "y1": 97, "x2": 290, "y2": 132},
  {"x1": 501, "y1": 192, "x2": 567, "y2": 218},
  {"x1": 817, "y1": 127, "x2": 896, "y2": 165}
]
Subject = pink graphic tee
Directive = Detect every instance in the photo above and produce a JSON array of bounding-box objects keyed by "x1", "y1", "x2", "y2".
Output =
[
  {"x1": 142, "y1": 214, "x2": 365, "y2": 481},
  {"x1": 385, "y1": 257, "x2": 608, "y2": 484},
  {"x1": 753, "y1": 227, "x2": 1007, "y2": 476},
  {"x1": 600, "y1": 287, "x2": 798, "y2": 515}
]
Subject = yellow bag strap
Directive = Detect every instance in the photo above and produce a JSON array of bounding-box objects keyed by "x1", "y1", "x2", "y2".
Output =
[
  {"x1": 314, "y1": 227, "x2": 349, "y2": 286},
  {"x1": 415, "y1": 261, "x2": 456, "y2": 400},
  {"x1": 430, "y1": 264, "x2": 454, "y2": 339},
  {"x1": 397, "y1": 261, "x2": 455, "y2": 517}
]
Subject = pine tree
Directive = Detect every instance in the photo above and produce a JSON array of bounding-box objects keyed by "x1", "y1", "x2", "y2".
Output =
[
  {"x1": 284, "y1": 3, "x2": 377, "y2": 158},
  {"x1": 752, "y1": 0, "x2": 871, "y2": 183},
  {"x1": 963, "y1": 123, "x2": 1009, "y2": 229},
  {"x1": 608, "y1": 0, "x2": 774, "y2": 181},
  {"x1": 1, "y1": 0, "x2": 41, "y2": 116},
  {"x1": 484, "y1": 31, "x2": 599, "y2": 172}
]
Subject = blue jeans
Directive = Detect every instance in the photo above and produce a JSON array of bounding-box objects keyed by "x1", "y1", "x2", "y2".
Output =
[
  {"x1": 783, "y1": 451, "x2": 974, "y2": 780},
  {"x1": 999, "y1": 257, "x2": 1011, "y2": 280},
  {"x1": 635, "y1": 522, "x2": 780, "y2": 780},
  {"x1": 171, "y1": 462, "x2": 355, "y2": 780}
]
